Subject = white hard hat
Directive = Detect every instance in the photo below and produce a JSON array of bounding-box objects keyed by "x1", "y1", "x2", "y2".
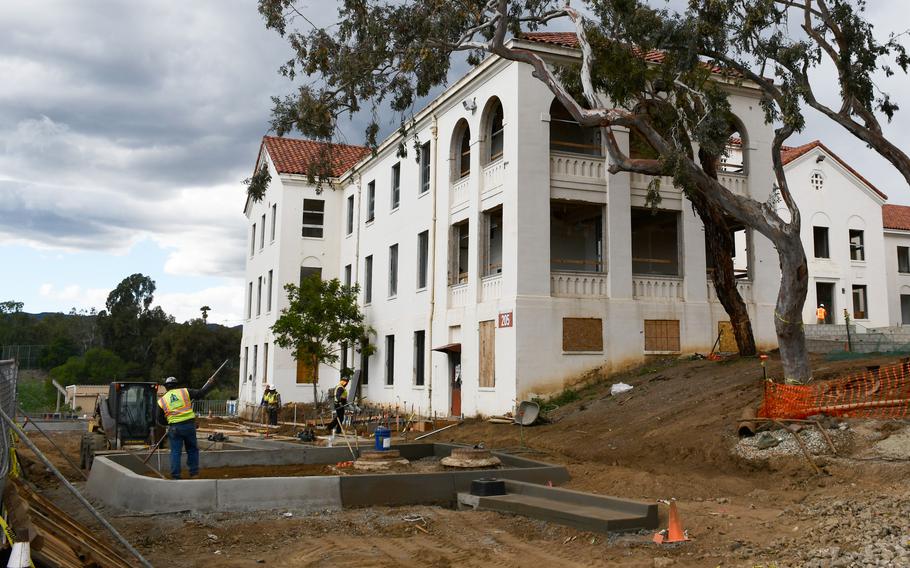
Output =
[{"x1": 820, "y1": 304, "x2": 825, "y2": 307}]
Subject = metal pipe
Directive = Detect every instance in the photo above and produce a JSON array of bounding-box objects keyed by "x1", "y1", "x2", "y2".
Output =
[
  {"x1": 414, "y1": 422, "x2": 459, "y2": 440},
  {"x1": 0, "y1": 408, "x2": 154, "y2": 568},
  {"x1": 427, "y1": 115, "x2": 439, "y2": 416}
]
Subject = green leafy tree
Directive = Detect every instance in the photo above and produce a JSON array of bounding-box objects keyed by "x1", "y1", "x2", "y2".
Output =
[
  {"x1": 200, "y1": 305, "x2": 212, "y2": 324},
  {"x1": 97, "y1": 274, "x2": 173, "y2": 377},
  {"x1": 271, "y1": 275, "x2": 374, "y2": 402},
  {"x1": 152, "y1": 319, "x2": 240, "y2": 390},
  {"x1": 50, "y1": 347, "x2": 128, "y2": 385}
]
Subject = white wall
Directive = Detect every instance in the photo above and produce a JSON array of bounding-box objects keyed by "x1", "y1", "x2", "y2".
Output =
[{"x1": 883, "y1": 230, "x2": 910, "y2": 326}]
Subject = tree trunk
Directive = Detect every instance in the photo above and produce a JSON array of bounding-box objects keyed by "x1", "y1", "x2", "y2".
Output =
[
  {"x1": 774, "y1": 237, "x2": 812, "y2": 383},
  {"x1": 693, "y1": 150, "x2": 757, "y2": 356}
]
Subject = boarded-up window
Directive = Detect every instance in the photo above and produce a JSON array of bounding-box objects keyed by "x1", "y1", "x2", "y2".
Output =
[
  {"x1": 718, "y1": 321, "x2": 738, "y2": 353},
  {"x1": 644, "y1": 320, "x2": 680, "y2": 352},
  {"x1": 479, "y1": 320, "x2": 495, "y2": 388},
  {"x1": 296, "y1": 351, "x2": 318, "y2": 384},
  {"x1": 562, "y1": 318, "x2": 603, "y2": 352}
]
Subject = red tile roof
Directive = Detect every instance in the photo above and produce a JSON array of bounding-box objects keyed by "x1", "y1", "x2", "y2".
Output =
[
  {"x1": 883, "y1": 204, "x2": 910, "y2": 231},
  {"x1": 521, "y1": 32, "x2": 665, "y2": 63},
  {"x1": 260, "y1": 136, "x2": 369, "y2": 178},
  {"x1": 780, "y1": 140, "x2": 887, "y2": 200}
]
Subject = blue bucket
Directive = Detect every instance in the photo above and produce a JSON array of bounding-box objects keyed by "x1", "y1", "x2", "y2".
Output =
[{"x1": 374, "y1": 426, "x2": 391, "y2": 451}]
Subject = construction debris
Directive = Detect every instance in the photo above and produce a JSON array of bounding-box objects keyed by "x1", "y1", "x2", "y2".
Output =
[{"x1": 441, "y1": 447, "x2": 501, "y2": 469}]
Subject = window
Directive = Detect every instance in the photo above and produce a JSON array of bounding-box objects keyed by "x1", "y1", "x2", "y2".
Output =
[
  {"x1": 299, "y1": 266, "x2": 322, "y2": 285},
  {"x1": 270, "y1": 204, "x2": 277, "y2": 241},
  {"x1": 346, "y1": 195, "x2": 354, "y2": 235},
  {"x1": 302, "y1": 199, "x2": 325, "y2": 238},
  {"x1": 391, "y1": 163, "x2": 401, "y2": 209},
  {"x1": 644, "y1": 320, "x2": 681, "y2": 352},
  {"x1": 252, "y1": 344, "x2": 258, "y2": 383},
  {"x1": 414, "y1": 330, "x2": 426, "y2": 386},
  {"x1": 367, "y1": 181, "x2": 376, "y2": 222},
  {"x1": 267, "y1": 270, "x2": 273, "y2": 312},
  {"x1": 344, "y1": 264, "x2": 352, "y2": 287},
  {"x1": 260, "y1": 214, "x2": 266, "y2": 248},
  {"x1": 484, "y1": 207, "x2": 503, "y2": 275},
  {"x1": 296, "y1": 350, "x2": 318, "y2": 384},
  {"x1": 852, "y1": 285, "x2": 868, "y2": 319},
  {"x1": 365, "y1": 255, "x2": 373, "y2": 303},
  {"x1": 263, "y1": 343, "x2": 268, "y2": 383},
  {"x1": 563, "y1": 318, "x2": 603, "y2": 352},
  {"x1": 417, "y1": 230, "x2": 429, "y2": 289},
  {"x1": 247, "y1": 281, "x2": 253, "y2": 318},
  {"x1": 454, "y1": 122, "x2": 471, "y2": 179},
  {"x1": 419, "y1": 142, "x2": 431, "y2": 194},
  {"x1": 810, "y1": 171, "x2": 824, "y2": 191},
  {"x1": 849, "y1": 229, "x2": 865, "y2": 261},
  {"x1": 488, "y1": 101, "x2": 504, "y2": 162},
  {"x1": 388, "y1": 244, "x2": 399, "y2": 297},
  {"x1": 450, "y1": 220, "x2": 470, "y2": 284},
  {"x1": 361, "y1": 349, "x2": 370, "y2": 385},
  {"x1": 243, "y1": 346, "x2": 249, "y2": 382},
  {"x1": 340, "y1": 342, "x2": 348, "y2": 375},
  {"x1": 250, "y1": 224, "x2": 256, "y2": 257},
  {"x1": 813, "y1": 226, "x2": 830, "y2": 259},
  {"x1": 549, "y1": 99, "x2": 601, "y2": 156},
  {"x1": 631, "y1": 209, "x2": 679, "y2": 276},
  {"x1": 256, "y1": 276, "x2": 262, "y2": 316},
  {"x1": 551, "y1": 201, "x2": 603, "y2": 272},
  {"x1": 385, "y1": 335, "x2": 395, "y2": 385},
  {"x1": 899, "y1": 247, "x2": 910, "y2": 273}
]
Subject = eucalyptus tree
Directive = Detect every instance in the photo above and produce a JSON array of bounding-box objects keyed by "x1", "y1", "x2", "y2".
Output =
[{"x1": 257, "y1": 0, "x2": 821, "y2": 380}]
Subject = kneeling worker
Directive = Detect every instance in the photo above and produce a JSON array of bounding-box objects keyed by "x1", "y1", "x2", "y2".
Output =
[{"x1": 157, "y1": 375, "x2": 216, "y2": 479}]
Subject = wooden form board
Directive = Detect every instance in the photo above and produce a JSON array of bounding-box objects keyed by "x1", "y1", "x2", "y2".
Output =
[
  {"x1": 562, "y1": 318, "x2": 603, "y2": 352},
  {"x1": 644, "y1": 319, "x2": 680, "y2": 352},
  {"x1": 479, "y1": 320, "x2": 495, "y2": 388}
]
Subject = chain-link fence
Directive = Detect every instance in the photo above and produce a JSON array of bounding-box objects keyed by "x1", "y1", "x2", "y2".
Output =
[
  {"x1": 0, "y1": 345, "x2": 47, "y2": 370},
  {"x1": 0, "y1": 359, "x2": 19, "y2": 496}
]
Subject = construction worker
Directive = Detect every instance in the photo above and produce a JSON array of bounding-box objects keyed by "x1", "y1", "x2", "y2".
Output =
[
  {"x1": 332, "y1": 372, "x2": 351, "y2": 435},
  {"x1": 260, "y1": 384, "x2": 281, "y2": 426},
  {"x1": 157, "y1": 375, "x2": 215, "y2": 480},
  {"x1": 816, "y1": 303, "x2": 827, "y2": 324}
]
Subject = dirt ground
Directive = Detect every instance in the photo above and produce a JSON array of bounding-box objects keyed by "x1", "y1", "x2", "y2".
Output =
[{"x1": 17, "y1": 351, "x2": 910, "y2": 567}]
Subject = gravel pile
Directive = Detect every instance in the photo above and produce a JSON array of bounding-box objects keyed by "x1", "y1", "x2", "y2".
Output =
[
  {"x1": 794, "y1": 496, "x2": 910, "y2": 567},
  {"x1": 732, "y1": 426, "x2": 849, "y2": 461}
]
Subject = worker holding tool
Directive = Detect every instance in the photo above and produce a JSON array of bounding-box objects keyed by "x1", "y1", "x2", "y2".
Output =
[
  {"x1": 260, "y1": 384, "x2": 282, "y2": 426},
  {"x1": 332, "y1": 371, "x2": 351, "y2": 436},
  {"x1": 157, "y1": 375, "x2": 216, "y2": 480}
]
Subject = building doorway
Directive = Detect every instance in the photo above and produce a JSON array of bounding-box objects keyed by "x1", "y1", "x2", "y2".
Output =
[
  {"x1": 901, "y1": 295, "x2": 910, "y2": 326},
  {"x1": 816, "y1": 282, "x2": 835, "y2": 323}
]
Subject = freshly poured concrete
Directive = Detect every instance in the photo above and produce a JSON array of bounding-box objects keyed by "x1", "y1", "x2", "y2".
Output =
[
  {"x1": 459, "y1": 479, "x2": 658, "y2": 533},
  {"x1": 86, "y1": 443, "x2": 569, "y2": 514}
]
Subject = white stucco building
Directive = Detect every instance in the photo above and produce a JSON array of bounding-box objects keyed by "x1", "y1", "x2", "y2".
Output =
[
  {"x1": 882, "y1": 204, "x2": 910, "y2": 326},
  {"x1": 238, "y1": 32, "x2": 792, "y2": 417}
]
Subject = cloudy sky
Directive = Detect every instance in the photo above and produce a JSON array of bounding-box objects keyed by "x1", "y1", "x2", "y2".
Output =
[{"x1": 1, "y1": 1, "x2": 910, "y2": 325}]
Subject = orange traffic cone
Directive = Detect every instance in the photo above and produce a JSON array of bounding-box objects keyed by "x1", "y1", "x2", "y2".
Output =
[{"x1": 653, "y1": 500, "x2": 689, "y2": 544}]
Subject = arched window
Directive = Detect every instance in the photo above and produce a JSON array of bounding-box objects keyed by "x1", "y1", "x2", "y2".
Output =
[
  {"x1": 718, "y1": 119, "x2": 748, "y2": 174},
  {"x1": 549, "y1": 99, "x2": 602, "y2": 156},
  {"x1": 810, "y1": 171, "x2": 824, "y2": 191},
  {"x1": 486, "y1": 100, "x2": 504, "y2": 163},
  {"x1": 451, "y1": 120, "x2": 471, "y2": 180}
]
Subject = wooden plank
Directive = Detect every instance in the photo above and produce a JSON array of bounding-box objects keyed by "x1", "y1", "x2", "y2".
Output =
[{"x1": 479, "y1": 320, "x2": 496, "y2": 388}]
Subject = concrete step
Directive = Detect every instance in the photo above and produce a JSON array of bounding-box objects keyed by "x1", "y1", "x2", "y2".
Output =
[{"x1": 460, "y1": 480, "x2": 658, "y2": 533}]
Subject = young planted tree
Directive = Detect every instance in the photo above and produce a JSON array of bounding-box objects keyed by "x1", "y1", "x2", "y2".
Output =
[
  {"x1": 257, "y1": 0, "x2": 813, "y2": 380},
  {"x1": 271, "y1": 275, "x2": 374, "y2": 402}
]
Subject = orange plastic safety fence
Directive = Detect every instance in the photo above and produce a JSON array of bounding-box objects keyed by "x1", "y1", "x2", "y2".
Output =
[{"x1": 758, "y1": 360, "x2": 910, "y2": 419}]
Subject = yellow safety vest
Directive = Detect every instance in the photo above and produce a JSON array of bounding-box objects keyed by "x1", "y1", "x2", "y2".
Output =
[
  {"x1": 334, "y1": 384, "x2": 348, "y2": 403},
  {"x1": 263, "y1": 391, "x2": 279, "y2": 405},
  {"x1": 157, "y1": 388, "x2": 196, "y2": 424}
]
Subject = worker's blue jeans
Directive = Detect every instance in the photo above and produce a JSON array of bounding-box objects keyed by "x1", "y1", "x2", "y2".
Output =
[{"x1": 168, "y1": 421, "x2": 199, "y2": 479}]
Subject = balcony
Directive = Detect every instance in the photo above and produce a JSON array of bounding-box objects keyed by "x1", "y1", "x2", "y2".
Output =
[
  {"x1": 551, "y1": 271, "x2": 608, "y2": 298},
  {"x1": 550, "y1": 151, "x2": 606, "y2": 192},
  {"x1": 632, "y1": 276, "x2": 684, "y2": 301},
  {"x1": 450, "y1": 176, "x2": 470, "y2": 209},
  {"x1": 707, "y1": 279, "x2": 753, "y2": 302},
  {"x1": 482, "y1": 160, "x2": 505, "y2": 195},
  {"x1": 480, "y1": 275, "x2": 502, "y2": 302},
  {"x1": 448, "y1": 283, "x2": 469, "y2": 308},
  {"x1": 630, "y1": 172, "x2": 749, "y2": 196}
]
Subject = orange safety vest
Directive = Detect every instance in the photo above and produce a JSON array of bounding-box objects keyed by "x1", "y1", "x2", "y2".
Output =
[
  {"x1": 816, "y1": 307, "x2": 827, "y2": 320},
  {"x1": 157, "y1": 388, "x2": 196, "y2": 424}
]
